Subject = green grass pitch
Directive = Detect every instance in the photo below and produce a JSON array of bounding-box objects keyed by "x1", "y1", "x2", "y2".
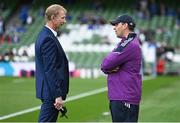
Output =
[{"x1": 0, "y1": 76, "x2": 180, "y2": 122}]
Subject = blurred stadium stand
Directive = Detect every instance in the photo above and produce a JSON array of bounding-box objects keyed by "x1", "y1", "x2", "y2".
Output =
[{"x1": 0, "y1": 0, "x2": 180, "y2": 77}]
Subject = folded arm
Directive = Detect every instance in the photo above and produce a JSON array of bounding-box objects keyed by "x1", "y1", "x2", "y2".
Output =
[{"x1": 101, "y1": 44, "x2": 136, "y2": 74}]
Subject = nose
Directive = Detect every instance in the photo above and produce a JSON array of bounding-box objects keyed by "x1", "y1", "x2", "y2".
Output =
[{"x1": 113, "y1": 26, "x2": 116, "y2": 30}]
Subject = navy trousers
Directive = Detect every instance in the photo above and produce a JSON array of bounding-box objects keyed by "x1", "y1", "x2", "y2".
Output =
[
  {"x1": 110, "y1": 100, "x2": 139, "y2": 122},
  {"x1": 38, "y1": 100, "x2": 59, "y2": 122}
]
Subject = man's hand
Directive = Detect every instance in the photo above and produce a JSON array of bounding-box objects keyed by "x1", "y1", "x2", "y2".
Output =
[
  {"x1": 54, "y1": 97, "x2": 63, "y2": 110},
  {"x1": 106, "y1": 66, "x2": 119, "y2": 74}
]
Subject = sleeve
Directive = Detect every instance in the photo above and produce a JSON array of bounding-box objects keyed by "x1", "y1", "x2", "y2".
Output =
[
  {"x1": 41, "y1": 37, "x2": 63, "y2": 98},
  {"x1": 101, "y1": 44, "x2": 138, "y2": 72}
]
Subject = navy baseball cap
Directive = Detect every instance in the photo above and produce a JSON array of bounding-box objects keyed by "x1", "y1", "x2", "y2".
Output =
[{"x1": 110, "y1": 14, "x2": 136, "y2": 28}]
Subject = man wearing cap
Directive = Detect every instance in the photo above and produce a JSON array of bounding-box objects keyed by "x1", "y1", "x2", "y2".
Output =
[{"x1": 101, "y1": 14, "x2": 142, "y2": 122}]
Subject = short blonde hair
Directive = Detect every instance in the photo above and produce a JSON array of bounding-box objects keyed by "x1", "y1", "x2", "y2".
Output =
[{"x1": 45, "y1": 4, "x2": 67, "y2": 22}]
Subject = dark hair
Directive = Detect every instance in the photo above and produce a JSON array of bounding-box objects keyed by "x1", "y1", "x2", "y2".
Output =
[
  {"x1": 128, "y1": 24, "x2": 135, "y2": 31},
  {"x1": 121, "y1": 22, "x2": 135, "y2": 31}
]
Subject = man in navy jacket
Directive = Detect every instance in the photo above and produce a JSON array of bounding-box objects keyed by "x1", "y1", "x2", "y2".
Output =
[{"x1": 35, "y1": 4, "x2": 69, "y2": 122}]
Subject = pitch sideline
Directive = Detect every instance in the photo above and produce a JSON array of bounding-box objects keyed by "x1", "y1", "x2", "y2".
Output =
[
  {"x1": 0, "y1": 87, "x2": 107, "y2": 120},
  {"x1": 0, "y1": 76, "x2": 154, "y2": 120}
]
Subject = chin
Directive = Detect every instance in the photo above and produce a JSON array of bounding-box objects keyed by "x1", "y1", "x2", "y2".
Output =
[
  {"x1": 116, "y1": 35, "x2": 121, "y2": 38},
  {"x1": 60, "y1": 23, "x2": 65, "y2": 25}
]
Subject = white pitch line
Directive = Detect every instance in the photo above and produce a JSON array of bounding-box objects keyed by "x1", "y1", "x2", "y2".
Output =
[
  {"x1": 0, "y1": 76, "x2": 154, "y2": 120},
  {"x1": 0, "y1": 87, "x2": 107, "y2": 120},
  {"x1": 12, "y1": 79, "x2": 26, "y2": 84}
]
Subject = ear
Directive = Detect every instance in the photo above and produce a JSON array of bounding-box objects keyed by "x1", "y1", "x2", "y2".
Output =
[
  {"x1": 51, "y1": 14, "x2": 55, "y2": 20},
  {"x1": 123, "y1": 23, "x2": 128, "y2": 29}
]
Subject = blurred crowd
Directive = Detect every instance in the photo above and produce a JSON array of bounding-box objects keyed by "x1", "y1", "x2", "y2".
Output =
[
  {"x1": 0, "y1": 0, "x2": 180, "y2": 68},
  {"x1": 0, "y1": 4, "x2": 36, "y2": 46},
  {"x1": 134, "y1": 0, "x2": 180, "y2": 27}
]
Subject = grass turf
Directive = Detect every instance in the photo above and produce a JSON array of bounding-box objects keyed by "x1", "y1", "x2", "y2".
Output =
[{"x1": 0, "y1": 76, "x2": 180, "y2": 122}]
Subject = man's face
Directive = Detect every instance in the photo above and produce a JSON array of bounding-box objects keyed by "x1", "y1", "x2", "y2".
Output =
[
  {"x1": 113, "y1": 22, "x2": 127, "y2": 38},
  {"x1": 52, "y1": 10, "x2": 66, "y2": 31}
]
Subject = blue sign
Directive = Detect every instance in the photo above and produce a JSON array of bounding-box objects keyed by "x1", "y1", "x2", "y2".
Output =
[{"x1": 0, "y1": 62, "x2": 14, "y2": 76}]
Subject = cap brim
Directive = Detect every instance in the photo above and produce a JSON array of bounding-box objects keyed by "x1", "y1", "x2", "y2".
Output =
[{"x1": 110, "y1": 20, "x2": 119, "y2": 26}]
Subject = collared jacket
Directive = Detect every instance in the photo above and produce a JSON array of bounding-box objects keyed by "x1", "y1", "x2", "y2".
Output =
[
  {"x1": 35, "y1": 26, "x2": 69, "y2": 100},
  {"x1": 101, "y1": 33, "x2": 142, "y2": 105}
]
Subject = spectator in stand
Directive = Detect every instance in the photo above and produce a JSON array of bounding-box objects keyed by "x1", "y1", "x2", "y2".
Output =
[
  {"x1": 91, "y1": 0, "x2": 105, "y2": 11},
  {"x1": 6, "y1": 23, "x2": 21, "y2": 43},
  {"x1": 22, "y1": 49, "x2": 28, "y2": 56},
  {"x1": 77, "y1": 12, "x2": 88, "y2": 24},
  {"x1": 134, "y1": 0, "x2": 149, "y2": 19},
  {"x1": 166, "y1": 7, "x2": 176, "y2": 17},
  {"x1": 16, "y1": 24, "x2": 26, "y2": 33},
  {"x1": 0, "y1": 32, "x2": 12, "y2": 44},
  {"x1": 4, "y1": 48, "x2": 14, "y2": 61},
  {"x1": 26, "y1": 12, "x2": 34, "y2": 25},
  {"x1": 176, "y1": 8, "x2": 180, "y2": 28},
  {"x1": 149, "y1": 0, "x2": 158, "y2": 18},
  {"x1": 0, "y1": 16, "x2": 5, "y2": 36},
  {"x1": 159, "y1": 2, "x2": 167, "y2": 16},
  {"x1": 0, "y1": 2, "x2": 6, "y2": 12},
  {"x1": 66, "y1": 13, "x2": 73, "y2": 22},
  {"x1": 19, "y1": 5, "x2": 28, "y2": 25},
  {"x1": 38, "y1": 6, "x2": 45, "y2": 16},
  {"x1": 0, "y1": 54, "x2": 6, "y2": 62},
  {"x1": 157, "y1": 56, "x2": 165, "y2": 75},
  {"x1": 12, "y1": 32, "x2": 20, "y2": 43}
]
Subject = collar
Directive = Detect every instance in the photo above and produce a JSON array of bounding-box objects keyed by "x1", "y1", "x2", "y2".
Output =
[
  {"x1": 120, "y1": 33, "x2": 136, "y2": 47},
  {"x1": 45, "y1": 25, "x2": 57, "y2": 37},
  {"x1": 127, "y1": 33, "x2": 136, "y2": 39},
  {"x1": 120, "y1": 33, "x2": 136, "y2": 43}
]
